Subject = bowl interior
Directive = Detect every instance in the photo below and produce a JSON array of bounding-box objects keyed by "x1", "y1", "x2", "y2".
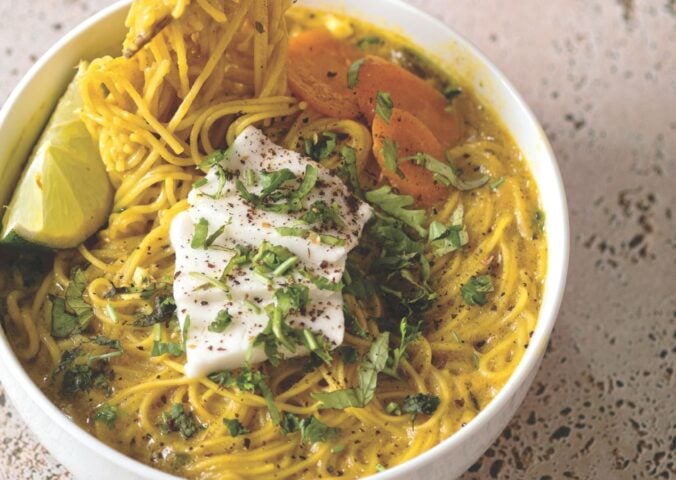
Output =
[{"x1": 0, "y1": 1, "x2": 568, "y2": 478}]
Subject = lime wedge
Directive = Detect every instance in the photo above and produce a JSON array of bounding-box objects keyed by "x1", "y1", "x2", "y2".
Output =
[{"x1": 0, "y1": 63, "x2": 113, "y2": 249}]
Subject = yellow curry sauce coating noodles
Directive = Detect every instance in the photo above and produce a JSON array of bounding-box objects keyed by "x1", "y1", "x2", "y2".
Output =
[{"x1": 0, "y1": 3, "x2": 546, "y2": 479}]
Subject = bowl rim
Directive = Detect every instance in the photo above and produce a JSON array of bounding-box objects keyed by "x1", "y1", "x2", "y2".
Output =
[{"x1": 0, "y1": 0, "x2": 569, "y2": 479}]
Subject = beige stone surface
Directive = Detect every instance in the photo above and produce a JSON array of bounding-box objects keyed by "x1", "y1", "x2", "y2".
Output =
[{"x1": 0, "y1": 0, "x2": 674, "y2": 479}]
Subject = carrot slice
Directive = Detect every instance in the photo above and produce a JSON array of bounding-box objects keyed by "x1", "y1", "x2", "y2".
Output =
[
  {"x1": 372, "y1": 108, "x2": 448, "y2": 205},
  {"x1": 356, "y1": 56, "x2": 464, "y2": 147},
  {"x1": 288, "y1": 29, "x2": 362, "y2": 118}
]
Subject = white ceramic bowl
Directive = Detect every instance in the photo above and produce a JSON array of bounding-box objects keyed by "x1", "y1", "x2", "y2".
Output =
[{"x1": 0, "y1": 1, "x2": 569, "y2": 479}]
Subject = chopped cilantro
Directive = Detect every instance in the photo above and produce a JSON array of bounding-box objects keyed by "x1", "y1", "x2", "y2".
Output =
[
  {"x1": 319, "y1": 234, "x2": 346, "y2": 246},
  {"x1": 356, "y1": 36, "x2": 383, "y2": 49},
  {"x1": 380, "y1": 138, "x2": 401, "y2": 176},
  {"x1": 198, "y1": 149, "x2": 226, "y2": 172},
  {"x1": 93, "y1": 403, "x2": 118, "y2": 429},
  {"x1": 52, "y1": 268, "x2": 94, "y2": 338},
  {"x1": 304, "y1": 131, "x2": 337, "y2": 161},
  {"x1": 51, "y1": 297, "x2": 81, "y2": 339},
  {"x1": 190, "y1": 272, "x2": 230, "y2": 292},
  {"x1": 490, "y1": 176, "x2": 506, "y2": 190},
  {"x1": 208, "y1": 309, "x2": 232, "y2": 333},
  {"x1": 298, "y1": 416, "x2": 340, "y2": 444},
  {"x1": 311, "y1": 275, "x2": 344, "y2": 292},
  {"x1": 61, "y1": 364, "x2": 93, "y2": 395},
  {"x1": 205, "y1": 223, "x2": 227, "y2": 247},
  {"x1": 223, "y1": 418, "x2": 249, "y2": 436},
  {"x1": 133, "y1": 295, "x2": 176, "y2": 327},
  {"x1": 402, "y1": 393, "x2": 440, "y2": 418},
  {"x1": 461, "y1": 275, "x2": 494, "y2": 306},
  {"x1": 347, "y1": 58, "x2": 365, "y2": 89},
  {"x1": 385, "y1": 318, "x2": 421, "y2": 375},
  {"x1": 192, "y1": 177, "x2": 207, "y2": 189},
  {"x1": 337, "y1": 146, "x2": 362, "y2": 196},
  {"x1": 427, "y1": 205, "x2": 469, "y2": 257},
  {"x1": 442, "y1": 85, "x2": 462, "y2": 102},
  {"x1": 375, "y1": 91, "x2": 394, "y2": 122},
  {"x1": 159, "y1": 404, "x2": 201, "y2": 439},
  {"x1": 259, "y1": 168, "x2": 296, "y2": 197},
  {"x1": 401, "y1": 152, "x2": 489, "y2": 190},
  {"x1": 312, "y1": 332, "x2": 389, "y2": 409},
  {"x1": 534, "y1": 210, "x2": 546, "y2": 234},
  {"x1": 301, "y1": 200, "x2": 345, "y2": 228},
  {"x1": 365, "y1": 186, "x2": 427, "y2": 237},
  {"x1": 150, "y1": 323, "x2": 184, "y2": 357},
  {"x1": 276, "y1": 226, "x2": 308, "y2": 237},
  {"x1": 339, "y1": 346, "x2": 358, "y2": 364},
  {"x1": 191, "y1": 218, "x2": 209, "y2": 249}
]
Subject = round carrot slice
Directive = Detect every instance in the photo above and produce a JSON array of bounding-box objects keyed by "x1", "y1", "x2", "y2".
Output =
[
  {"x1": 288, "y1": 29, "x2": 362, "y2": 118},
  {"x1": 356, "y1": 56, "x2": 464, "y2": 147},
  {"x1": 372, "y1": 108, "x2": 448, "y2": 205}
]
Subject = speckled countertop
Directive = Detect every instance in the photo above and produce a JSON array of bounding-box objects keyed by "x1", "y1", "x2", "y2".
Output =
[{"x1": 0, "y1": 0, "x2": 674, "y2": 479}]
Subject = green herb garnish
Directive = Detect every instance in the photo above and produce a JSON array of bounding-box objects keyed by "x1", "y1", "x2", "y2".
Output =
[
  {"x1": 312, "y1": 332, "x2": 389, "y2": 409},
  {"x1": 375, "y1": 91, "x2": 393, "y2": 122},
  {"x1": 159, "y1": 404, "x2": 201, "y2": 439},
  {"x1": 191, "y1": 218, "x2": 209, "y2": 249},
  {"x1": 304, "y1": 131, "x2": 337, "y2": 161},
  {"x1": 347, "y1": 58, "x2": 365, "y2": 89},
  {"x1": 461, "y1": 275, "x2": 494, "y2": 306},
  {"x1": 93, "y1": 403, "x2": 119, "y2": 429},
  {"x1": 223, "y1": 418, "x2": 249, "y2": 437},
  {"x1": 208, "y1": 309, "x2": 232, "y2": 333},
  {"x1": 402, "y1": 393, "x2": 440, "y2": 418},
  {"x1": 365, "y1": 186, "x2": 427, "y2": 237}
]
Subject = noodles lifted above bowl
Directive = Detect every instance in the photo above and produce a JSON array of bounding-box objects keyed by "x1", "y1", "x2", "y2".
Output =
[{"x1": 0, "y1": 1, "x2": 546, "y2": 479}]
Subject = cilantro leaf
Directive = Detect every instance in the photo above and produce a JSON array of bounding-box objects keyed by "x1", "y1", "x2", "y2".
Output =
[
  {"x1": 295, "y1": 164, "x2": 319, "y2": 200},
  {"x1": 93, "y1": 403, "x2": 118, "y2": 429},
  {"x1": 51, "y1": 297, "x2": 81, "y2": 339},
  {"x1": 301, "y1": 200, "x2": 345, "y2": 229},
  {"x1": 402, "y1": 152, "x2": 489, "y2": 190},
  {"x1": 402, "y1": 393, "x2": 440, "y2": 418},
  {"x1": 311, "y1": 275, "x2": 344, "y2": 292},
  {"x1": 260, "y1": 168, "x2": 296, "y2": 197},
  {"x1": 280, "y1": 412, "x2": 302, "y2": 435},
  {"x1": 356, "y1": 36, "x2": 383, "y2": 49},
  {"x1": 337, "y1": 146, "x2": 362, "y2": 197},
  {"x1": 380, "y1": 139, "x2": 401, "y2": 176},
  {"x1": 461, "y1": 275, "x2": 494, "y2": 306},
  {"x1": 365, "y1": 186, "x2": 427, "y2": 237},
  {"x1": 198, "y1": 149, "x2": 226, "y2": 172},
  {"x1": 133, "y1": 295, "x2": 176, "y2": 327},
  {"x1": 347, "y1": 58, "x2": 365, "y2": 89},
  {"x1": 375, "y1": 91, "x2": 393, "y2": 123},
  {"x1": 191, "y1": 218, "x2": 209, "y2": 249},
  {"x1": 223, "y1": 418, "x2": 249, "y2": 437},
  {"x1": 304, "y1": 131, "x2": 337, "y2": 161},
  {"x1": 298, "y1": 416, "x2": 340, "y2": 444},
  {"x1": 312, "y1": 332, "x2": 390, "y2": 409},
  {"x1": 159, "y1": 404, "x2": 202, "y2": 439},
  {"x1": 490, "y1": 176, "x2": 506, "y2": 190},
  {"x1": 533, "y1": 210, "x2": 546, "y2": 235},
  {"x1": 427, "y1": 205, "x2": 469, "y2": 257},
  {"x1": 276, "y1": 226, "x2": 308, "y2": 237},
  {"x1": 208, "y1": 309, "x2": 232, "y2": 333},
  {"x1": 65, "y1": 268, "x2": 93, "y2": 324},
  {"x1": 150, "y1": 323, "x2": 184, "y2": 357},
  {"x1": 386, "y1": 318, "x2": 421, "y2": 375},
  {"x1": 61, "y1": 364, "x2": 94, "y2": 395}
]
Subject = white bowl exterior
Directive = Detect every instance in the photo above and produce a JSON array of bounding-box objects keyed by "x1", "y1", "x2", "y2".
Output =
[{"x1": 0, "y1": 1, "x2": 569, "y2": 479}]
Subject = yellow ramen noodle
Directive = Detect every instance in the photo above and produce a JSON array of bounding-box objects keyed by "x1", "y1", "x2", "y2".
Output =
[{"x1": 0, "y1": 2, "x2": 546, "y2": 479}]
